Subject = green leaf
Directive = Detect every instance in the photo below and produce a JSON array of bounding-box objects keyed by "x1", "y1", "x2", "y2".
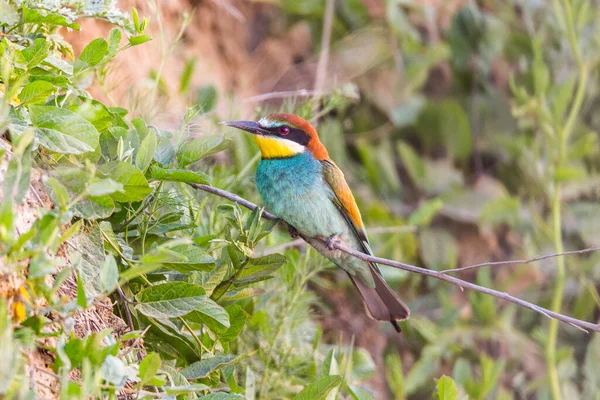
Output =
[
  {"x1": 181, "y1": 354, "x2": 246, "y2": 379},
  {"x1": 78, "y1": 38, "x2": 109, "y2": 68},
  {"x1": 185, "y1": 298, "x2": 231, "y2": 333},
  {"x1": 69, "y1": 227, "x2": 106, "y2": 297},
  {"x1": 479, "y1": 196, "x2": 520, "y2": 227},
  {"x1": 177, "y1": 136, "x2": 232, "y2": 167},
  {"x1": 97, "y1": 161, "x2": 152, "y2": 202},
  {"x1": 135, "y1": 282, "x2": 207, "y2": 319},
  {"x1": 235, "y1": 254, "x2": 287, "y2": 284},
  {"x1": 129, "y1": 34, "x2": 152, "y2": 46},
  {"x1": 100, "y1": 255, "x2": 118, "y2": 293},
  {"x1": 385, "y1": 353, "x2": 405, "y2": 399},
  {"x1": 220, "y1": 305, "x2": 248, "y2": 342},
  {"x1": 351, "y1": 348, "x2": 376, "y2": 380},
  {"x1": 102, "y1": 355, "x2": 128, "y2": 386},
  {"x1": 179, "y1": 58, "x2": 196, "y2": 94},
  {"x1": 404, "y1": 343, "x2": 443, "y2": 395},
  {"x1": 45, "y1": 177, "x2": 69, "y2": 210},
  {"x1": 87, "y1": 179, "x2": 124, "y2": 197},
  {"x1": 149, "y1": 165, "x2": 211, "y2": 185},
  {"x1": 44, "y1": 55, "x2": 73, "y2": 75},
  {"x1": 221, "y1": 288, "x2": 264, "y2": 302},
  {"x1": 554, "y1": 165, "x2": 587, "y2": 183},
  {"x1": 50, "y1": 168, "x2": 114, "y2": 219},
  {"x1": 196, "y1": 85, "x2": 217, "y2": 113},
  {"x1": 322, "y1": 350, "x2": 339, "y2": 377},
  {"x1": 107, "y1": 28, "x2": 122, "y2": 57},
  {"x1": 74, "y1": 100, "x2": 113, "y2": 133},
  {"x1": 139, "y1": 353, "x2": 161, "y2": 386},
  {"x1": 18, "y1": 80, "x2": 54, "y2": 105},
  {"x1": 162, "y1": 245, "x2": 216, "y2": 273},
  {"x1": 21, "y1": 38, "x2": 50, "y2": 69},
  {"x1": 435, "y1": 376, "x2": 457, "y2": 400},
  {"x1": 30, "y1": 106, "x2": 99, "y2": 154},
  {"x1": 155, "y1": 136, "x2": 175, "y2": 166},
  {"x1": 397, "y1": 141, "x2": 425, "y2": 183},
  {"x1": 76, "y1": 270, "x2": 87, "y2": 308},
  {"x1": 136, "y1": 130, "x2": 157, "y2": 172},
  {"x1": 416, "y1": 100, "x2": 472, "y2": 161},
  {"x1": 132, "y1": 117, "x2": 149, "y2": 138},
  {"x1": 22, "y1": 6, "x2": 80, "y2": 29},
  {"x1": 408, "y1": 198, "x2": 443, "y2": 227},
  {"x1": 294, "y1": 375, "x2": 342, "y2": 400},
  {"x1": 132, "y1": 7, "x2": 140, "y2": 30}
]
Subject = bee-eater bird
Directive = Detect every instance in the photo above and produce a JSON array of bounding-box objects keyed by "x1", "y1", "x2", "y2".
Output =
[{"x1": 223, "y1": 113, "x2": 410, "y2": 331}]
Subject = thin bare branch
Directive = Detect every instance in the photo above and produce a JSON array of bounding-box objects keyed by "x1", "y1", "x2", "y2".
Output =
[
  {"x1": 188, "y1": 183, "x2": 277, "y2": 220},
  {"x1": 188, "y1": 183, "x2": 600, "y2": 333},
  {"x1": 441, "y1": 247, "x2": 600, "y2": 274},
  {"x1": 331, "y1": 241, "x2": 597, "y2": 333}
]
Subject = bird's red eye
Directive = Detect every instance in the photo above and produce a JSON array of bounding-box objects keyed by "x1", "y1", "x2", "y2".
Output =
[{"x1": 279, "y1": 126, "x2": 289, "y2": 135}]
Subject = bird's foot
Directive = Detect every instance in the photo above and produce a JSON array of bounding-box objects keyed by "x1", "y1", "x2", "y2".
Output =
[
  {"x1": 288, "y1": 225, "x2": 299, "y2": 239},
  {"x1": 326, "y1": 234, "x2": 341, "y2": 251}
]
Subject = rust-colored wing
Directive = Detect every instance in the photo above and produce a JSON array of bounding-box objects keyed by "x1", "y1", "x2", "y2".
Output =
[
  {"x1": 321, "y1": 159, "x2": 368, "y2": 244},
  {"x1": 321, "y1": 159, "x2": 410, "y2": 329}
]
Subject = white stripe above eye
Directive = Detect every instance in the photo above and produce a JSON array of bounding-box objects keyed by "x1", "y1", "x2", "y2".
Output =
[{"x1": 258, "y1": 117, "x2": 277, "y2": 128}]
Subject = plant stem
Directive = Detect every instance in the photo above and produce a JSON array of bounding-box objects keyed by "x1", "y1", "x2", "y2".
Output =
[
  {"x1": 545, "y1": 1, "x2": 588, "y2": 398},
  {"x1": 179, "y1": 316, "x2": 211, "y2": 354},
  {"x1": 546, "y1": 185, "x2": 565, "y2": 400}
]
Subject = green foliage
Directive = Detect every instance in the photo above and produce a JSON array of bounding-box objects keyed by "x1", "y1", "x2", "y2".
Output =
[{"x1": 0, "y1": 1, "x2": 361, "y2": 398}]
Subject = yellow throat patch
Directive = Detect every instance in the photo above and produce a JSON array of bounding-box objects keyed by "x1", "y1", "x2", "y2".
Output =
[{"x1": 254, "y1": 135, "x2": 304, "y2": 159}]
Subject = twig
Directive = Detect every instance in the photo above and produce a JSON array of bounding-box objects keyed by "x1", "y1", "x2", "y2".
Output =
[
  {"x1": 440, "y1": 247, "x2": 600, "y2": 274},
  {"x1": 117, "y1": 286, "x2": 135, "y2": 332},
  {"x1": 331, "y1": 241, "x2": 595, "y2": 333},
  {"x1": 188, "y1": 183, "x2": 277, "y2": 220},
  {"x1": 188, "y1": 183, "x2": 600, "y2": 334}
]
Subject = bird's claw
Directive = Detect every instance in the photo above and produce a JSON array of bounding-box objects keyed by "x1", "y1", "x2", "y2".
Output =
[
  {"x1": 288, "y1": 225, "x2": 299, "y2": 239},
  {"x1": 326, "y1": 234, "x2": 341, "y2": 251}
]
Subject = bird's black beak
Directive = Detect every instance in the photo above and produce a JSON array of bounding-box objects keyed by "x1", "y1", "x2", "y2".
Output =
[{"x1": 221, "y1": 120, "x2": 270, "y2": 136}]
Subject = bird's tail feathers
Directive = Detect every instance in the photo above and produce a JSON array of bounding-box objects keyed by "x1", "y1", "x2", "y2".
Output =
[{"x1": 348, "y1": 265, "x2": 410, "y2": 332}]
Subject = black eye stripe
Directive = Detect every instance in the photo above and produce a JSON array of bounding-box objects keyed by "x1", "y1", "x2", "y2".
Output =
[{"x1": 268, "y1": 126, "x2": 310, "y2": 146}]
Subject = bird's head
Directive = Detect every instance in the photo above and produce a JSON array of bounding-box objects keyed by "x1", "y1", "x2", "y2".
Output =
[{"x1": 222, "y1": 113, "x2": 329, "y2": 160}]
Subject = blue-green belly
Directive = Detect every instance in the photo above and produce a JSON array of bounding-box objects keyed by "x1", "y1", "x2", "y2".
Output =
[{"x1": 255, "y1": 152, "x2": 374, "y2": 286}]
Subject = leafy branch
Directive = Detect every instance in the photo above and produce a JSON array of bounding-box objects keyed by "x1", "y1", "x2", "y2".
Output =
[{"x1": 188, "y1": 183, "x2": 600, "y2": 334}]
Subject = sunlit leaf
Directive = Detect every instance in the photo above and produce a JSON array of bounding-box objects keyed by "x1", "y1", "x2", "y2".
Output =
[
  {"x1": 30, "y1": 106, "x2": 99, "y2": 154},
  {"x1": 135, "y1": 282, "x2": 207, "y2": 319},
  {"x1": 178, "y1": 136, "x2": 232, "y2": 167},
  {"x1": 294, "y1": 375, "x2": 342, "y2": 400},
  {"x1": 181, "y1": 354, "x2": 247, "y2": 379},
  {"x1": 98, "y1": 161, "x2": 152, "y2": 202}
]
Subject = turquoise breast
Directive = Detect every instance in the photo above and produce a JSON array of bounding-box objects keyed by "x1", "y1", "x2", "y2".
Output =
[{"x1": 255, "y1": 152, "x2": 346, "y2": 238}]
